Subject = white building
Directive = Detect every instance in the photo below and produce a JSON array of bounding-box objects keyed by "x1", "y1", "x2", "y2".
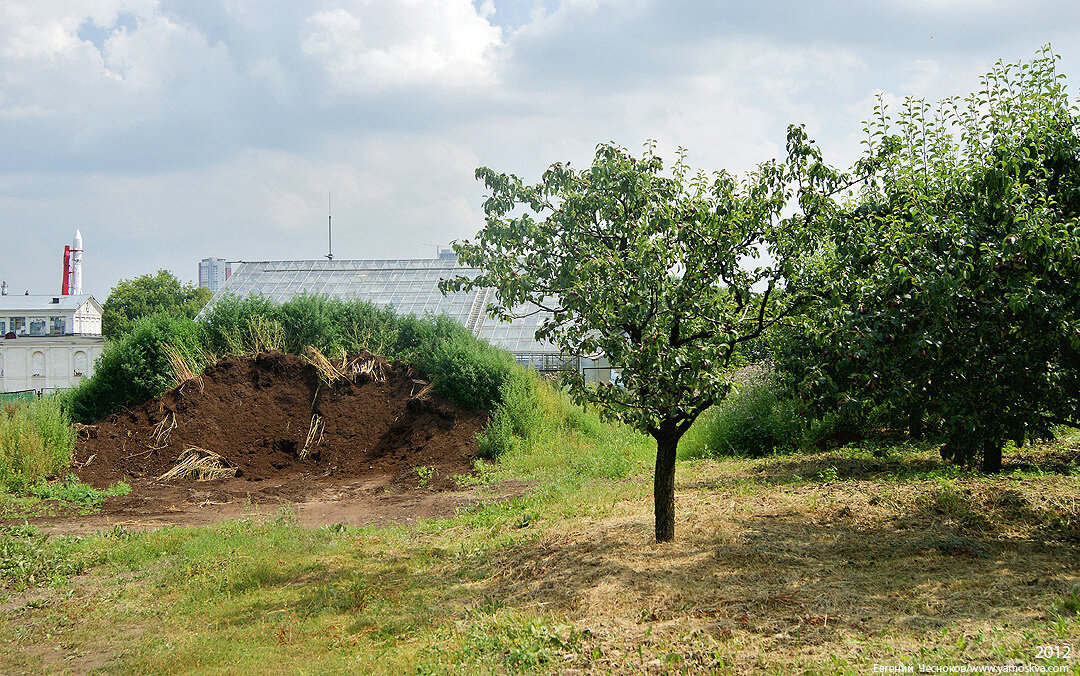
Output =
[
  {"x1": 198, "y1": 257, "x2": 231, "y2": 295},
  {"x1": 0, "y1": 294, "x2": 105, "y2": 394}
]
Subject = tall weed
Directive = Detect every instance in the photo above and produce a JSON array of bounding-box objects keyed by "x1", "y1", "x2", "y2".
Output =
[
  {"x1": 0, "y1": 397, "x2": 75, "y2": 491},
  {"x1": 479, "y1": 373, "x2": 652, "y2": 483},
  {"x1": 678, "y1": 372, "x2": 803, "y2": 460}
]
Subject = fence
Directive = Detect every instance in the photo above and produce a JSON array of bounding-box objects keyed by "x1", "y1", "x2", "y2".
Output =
[{"x1": 0, "y1": 389, "x2": 37, "y2": 404}]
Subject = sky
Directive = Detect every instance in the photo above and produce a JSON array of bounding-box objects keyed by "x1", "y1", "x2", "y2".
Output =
[{"x1": 1, "y1": 0, "x2": 1079, "y2": 301}]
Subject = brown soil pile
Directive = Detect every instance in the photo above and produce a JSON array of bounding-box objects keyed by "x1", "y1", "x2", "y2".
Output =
[{"x1": 74, "y1": 350, "x2": 487, "y2": 492}]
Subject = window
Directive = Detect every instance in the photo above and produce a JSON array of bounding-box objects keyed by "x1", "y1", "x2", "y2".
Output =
[
  {"x1": 29, "y1": 318, "x2": 46, "y2": 336},
  {"x1": 49, "y1": 317, "x2": 65, "y2": 335},
  {"x1": 10, "y1": 317, "x2": 25, "y2": 334},
  {"x1": 73, "y1": 351, "x2": 87, "y2": 378},
  {"x1": 0, "y1": 319, "x2": 5, "y2": 334}
]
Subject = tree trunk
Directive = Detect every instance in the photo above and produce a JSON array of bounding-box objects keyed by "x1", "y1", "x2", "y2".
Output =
[
  {"x1": 907, "y1": 406, "x2": 924, "y2": 440},
  {"x1": 981, "y1": 440, "x2": 1003, "y2": 473},
  {"x1": 653, "y1": 429, "x2": 679, "y2": 543}
]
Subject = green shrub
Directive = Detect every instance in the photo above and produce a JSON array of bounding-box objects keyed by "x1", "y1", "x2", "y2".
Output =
[
  {"x1": 273, "y1": 293, "x2": 347, "y2": 356},
  {"x1": 679, "y1": 373, "x2": 803, "y2": 460},
  {"x1": 0, "y1": 397, "x2": 76, "y2": 491},
  {"x1": 199, "y1": 295, "x2": 281, "y2": 356},
  {"x1": 499, "y1": 371, "x2": 543, "y2": 437},
  {"x1": 63, "y1": 312, "x2": 205, "y2": 423},
  {"x1": 476, "y1": 368, "x2": 546, "y2": 459},
  {"x1": 414, "y1": 325, "x2": 517, "y2": 411},
  {"x1": 477, "y1": 412, "x2": 516, "y2": 459}
]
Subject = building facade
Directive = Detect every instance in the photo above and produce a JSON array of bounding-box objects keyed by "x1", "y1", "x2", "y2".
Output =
[
  {"x1": 0, "y1": 294, "x2": 105, "y2": 394},
  {"x1": 198, "y1": 258, "x2": 232, "y2": 295}
]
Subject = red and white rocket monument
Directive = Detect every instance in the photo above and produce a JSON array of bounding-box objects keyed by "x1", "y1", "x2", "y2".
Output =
[{"x1": 61, "y1": 229, "x2": 83, "y2": 295}]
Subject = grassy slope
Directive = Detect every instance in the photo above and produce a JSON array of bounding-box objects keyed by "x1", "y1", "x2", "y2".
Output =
[{"x1": 1, "y1": 423, "x2": 1079, "y2": 674}]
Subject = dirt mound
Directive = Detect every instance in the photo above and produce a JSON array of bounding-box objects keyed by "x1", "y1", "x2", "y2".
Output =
[{"x1": 74, "y1": 350, "x2": 487, "y2": 493}]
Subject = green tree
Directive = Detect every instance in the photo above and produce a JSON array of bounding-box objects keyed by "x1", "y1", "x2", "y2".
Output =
[
  {"x1": 443, "y1": 140, "x2": 825, "y2": 541},
  {"x1": 778, "y1": 48, "x2": 1080, "y2": 472},
  {"x1": 102, "y1": 270, "x2": 211, "y2": 339}
]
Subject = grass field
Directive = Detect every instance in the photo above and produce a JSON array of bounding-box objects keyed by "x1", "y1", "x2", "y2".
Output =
[{"x1": 1, "y1": 429, "x2": 1078, "y2": 674}]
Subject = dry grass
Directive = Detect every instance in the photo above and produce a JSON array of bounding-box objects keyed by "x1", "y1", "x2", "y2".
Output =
[
  {"x1": 156, "y1": 446, "x2": 237, "y2": 482},
  {"x1": 149, "y1": 410, "x2": 176, "y2": 448},
  {"x1": 163, "y1": 344, "x2": 206, "y2": 393},
  {"x1": 304, "y1": 345, "x2": 386, "y2": 386},
  {"x1": 468, "y1": 446, "x2": 1080, "y2": 673},
  {"x1": 3, "y1": 437, "x2": 1077, "y2": 674},
  {"x1": 300, "y1": 413, "x2": 324, "y2": 459}
]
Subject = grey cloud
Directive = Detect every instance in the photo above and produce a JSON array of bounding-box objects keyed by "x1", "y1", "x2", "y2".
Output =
[{"x1": 2, "y1": 0, "x2": 1079, "y2": 300}]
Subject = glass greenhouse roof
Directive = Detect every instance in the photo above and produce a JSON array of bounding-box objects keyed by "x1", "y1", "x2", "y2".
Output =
[{"x1": 205, "y1": 258, "x2": 558, "y2": 356}]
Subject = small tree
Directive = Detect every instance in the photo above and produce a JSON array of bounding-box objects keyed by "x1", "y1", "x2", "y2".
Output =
[
  {"x1": 443, "y1": 140, "x2": 824, "y2": 541},
  {"x1": 102, "y1": 270, "x2": 212, "y2": 339},
  {"x1": 777, "y1": 48, "x2": 1080, "y2": 472}
]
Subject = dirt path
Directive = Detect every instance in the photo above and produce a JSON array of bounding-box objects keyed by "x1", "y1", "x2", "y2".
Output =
[{"x1": 21, "y1": 474, "x2": 529, "y2": 536}]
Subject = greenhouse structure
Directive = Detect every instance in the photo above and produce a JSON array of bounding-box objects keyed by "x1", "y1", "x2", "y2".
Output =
[{"x1": 202, "y1": 254, "x2": 612, "y2": 381}]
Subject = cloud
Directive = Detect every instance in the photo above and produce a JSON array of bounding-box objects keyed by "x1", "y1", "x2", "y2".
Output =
[
  {"x1": 301, "y1": 1, "x2": 503, "y2": 92},
  {"x1": 1, "y1": 0, "x2": 1079, "y2": 300}
]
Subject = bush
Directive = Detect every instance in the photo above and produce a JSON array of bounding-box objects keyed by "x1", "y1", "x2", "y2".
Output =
[
  {"x1": 199, "y1": 295, "x2": 279, "y2": 356},
  {"x1": 68, "y1": 295, "x2": 524, "y2": 421},
  {"x1": 679, "y1": 372, "x2": 803, "y2": 459},
  {"x1": 0, "y1": 397, "x2": 76, "y2": 491},
  {"x1": 64, "y1": 312, "x2": 205, "y2": 423},
  {"x1": 411, "y1": 319, "x2": 518, "y2": 411}
]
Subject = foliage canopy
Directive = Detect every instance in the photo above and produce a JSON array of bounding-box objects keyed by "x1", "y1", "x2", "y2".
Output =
[
  {"x1": 444, "y1": 139, "x2": 829, "y2": 540},
  {"x1": 101, "y1": 270, "x2": 211, "y2": 339},
  {"x1": 777, "y1": 48, "x2": 1080, "y2": 472}
]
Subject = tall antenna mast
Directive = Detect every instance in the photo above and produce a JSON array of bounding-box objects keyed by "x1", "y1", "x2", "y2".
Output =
[{"x1": 326, "y1": 191, "x2": 333, "y2": 260}]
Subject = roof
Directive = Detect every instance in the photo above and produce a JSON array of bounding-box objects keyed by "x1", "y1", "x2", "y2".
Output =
[
  {"x1": 0, "y1": 294, "x2": 100, "y2": 313},
  {"x1": 204, "y1": 259, "x2": 556, "y2": 355}
]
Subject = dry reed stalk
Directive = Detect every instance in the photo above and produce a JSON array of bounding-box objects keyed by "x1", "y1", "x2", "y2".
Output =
[
  {"x1": 164, "y1": 344, "x2": 205, "y2": 393},
  {"x1": 348, "y1": 354, "x2": 385, "y2": 383},
  {"x1": 304, "y1": 346, "x2": 345, "y2": 382},
  {"x1": 306, "y1": 346, "x2": 385, "y2": 384},
  {"x1": 150, "y1": 411, "x2": 177, "y2": 447},
  {"x1": 300, "y1": 414, "x2": 324, "y2": 459},
  {"x1": 157, "y1": 446, "x2": 237, "y2": 482},
  {"x1": 409, "y1": 379, "x2": 432, "y2": 398}
]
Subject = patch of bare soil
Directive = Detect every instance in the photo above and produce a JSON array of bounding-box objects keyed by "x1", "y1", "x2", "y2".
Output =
[{"x1": 35, "y1": 350, "x2": 515, "y2": 533}]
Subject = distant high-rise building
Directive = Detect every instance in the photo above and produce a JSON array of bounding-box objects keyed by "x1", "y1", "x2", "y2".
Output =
[{"x1": 198, "y1": 258, "x2": 231, "y2": 294}]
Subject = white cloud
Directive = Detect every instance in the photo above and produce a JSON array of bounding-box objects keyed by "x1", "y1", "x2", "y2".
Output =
[
  {"x1": 301, "y1": 1, "x2": 503, "y2": 92},
  {"x1": 2, "y1": 0, "x2": 1080, "y2": 299}
]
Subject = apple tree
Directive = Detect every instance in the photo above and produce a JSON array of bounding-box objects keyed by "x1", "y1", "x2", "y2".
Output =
[
  {"x1": 776, "y1": 48, "x2": 1080, "y2": 472},
  {"x1": 443, "y1": 138, "x2": 833, "y2": 541}
]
